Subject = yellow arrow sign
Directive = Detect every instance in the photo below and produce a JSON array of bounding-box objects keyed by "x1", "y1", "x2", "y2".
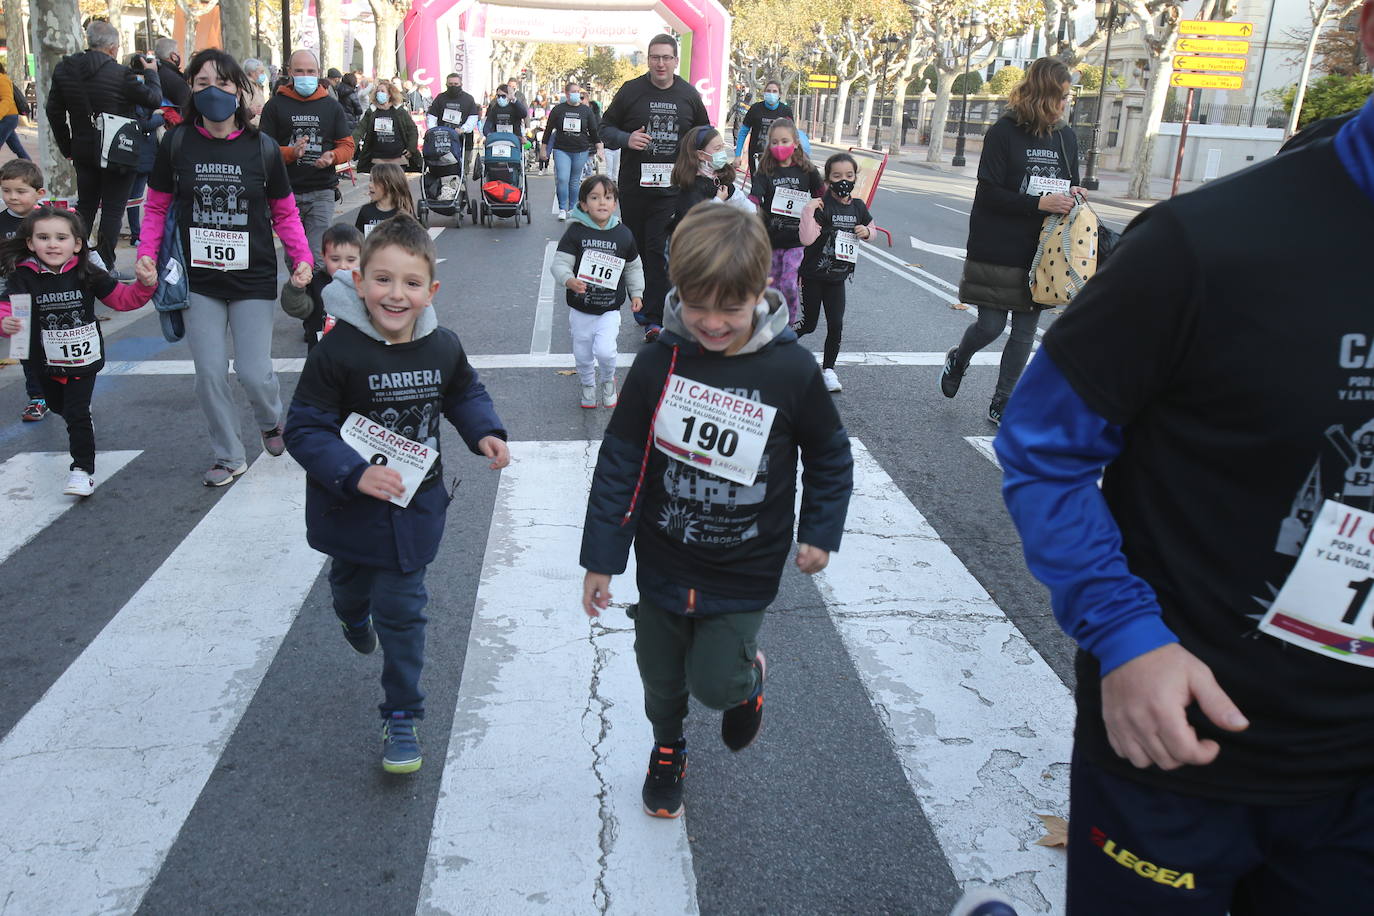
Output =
[
  {"x1": 1179, "y1": 19, "x2": 1254, "y2": 37},
  {"x1": 1173, "y1": 55, "x2": 1248, "y2": 73},
  {"x1": 1170, "y1": 71, "x2": 1244, "y2": 90},
  {"x1": 1177, "y1": 37, "x2": 1251, "y2": 54}
]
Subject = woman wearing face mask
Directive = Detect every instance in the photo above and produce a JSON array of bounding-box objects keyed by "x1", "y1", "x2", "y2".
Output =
[
  {"x1": 241, "y1": 58, "x2": 269, "y2": 127},
  {"x1": 134, "y1": 48, "x2": 314, "y2": 488},
  {"x1": 735, "y1": 80, "x2": 793, "y2": 175},
  {"x1": 541, "y1": 81, "x2": 603, "y2": 221},
  {"x1": 355, "y1": 79, "x2": 419, "y2": 173},
  {"x1": 669, "y1": 125, "x2": 754, "y2": 231},
  {"x1": 482, "y1": 84, "x2": 527, "y2": 136}
]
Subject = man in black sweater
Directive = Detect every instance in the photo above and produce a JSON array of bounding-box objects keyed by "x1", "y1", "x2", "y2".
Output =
[
  {"x1": 153, "y1": 37, "x2": 189, "y2": 110},
  {"x1": 47, "y1": 20, "x2": 161, "y2": 277}
]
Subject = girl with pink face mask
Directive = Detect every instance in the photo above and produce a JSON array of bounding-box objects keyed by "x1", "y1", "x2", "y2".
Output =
[{"x1": 747, "y1": 118, "x2": 822, "y2": 324}]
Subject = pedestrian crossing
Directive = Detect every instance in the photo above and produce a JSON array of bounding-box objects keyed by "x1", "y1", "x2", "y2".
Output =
[
  {"x1": 0, "y1": 436, "x2": 1072, "y2": 915},
  {"x1": 0, "y1": 450, "x2": 141, "y2": 564}
]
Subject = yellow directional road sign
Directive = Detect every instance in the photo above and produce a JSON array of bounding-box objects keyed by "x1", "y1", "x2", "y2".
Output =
[
  {"x1": 1177, "y1": 37, "x2": 1251, "y2": 54},
  {"x1": 807, "y1": 76, "x2": 838, "y2": 89},
  {"x1": 1179, "y1": 19, "x2": 1255, "y2": 37},
  {"x1": 1170, "y1": 71, "x2": 1244, "y2": 90},
  {"x1": 1173, "y1": 55, "x2": 1247, "y2": 73}
]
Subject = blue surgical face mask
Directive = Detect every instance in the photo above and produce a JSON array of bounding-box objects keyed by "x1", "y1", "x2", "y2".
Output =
[
  {"x1": 376, "y1": 91, "x2": 389, "y2": 104},
  {"x1": 497, "y1": 96, "x2": 509, "y2": 107},
  {"x1": 257, "y1": 72, "x2": 268, "y2": 86},
  {"x1": 292, "y1": 76, "x2": 319, "y2": 97},
  {"x1": 709, "y1": 149, "x2": 730, "y2": 170},
  {"x1": 763, "y1": 91, "x2": 780, "y2": 108},
  {"x1": 567, "y1": 92, "x2": 581, "y2": 105},
  {"x1": 195, "y1": 85, "x2": 239, "y2": 122}
]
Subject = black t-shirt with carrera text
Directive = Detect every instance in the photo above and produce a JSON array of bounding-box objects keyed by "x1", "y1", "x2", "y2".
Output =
[
  {"x1": 1044, "y1": 140, "x2": 1374, "y2": 804},
  {"x1": 9, "y1": 261, "x2": 118, "y2": 377},
  {"x1": 801, "y1": 194, "x2": 871, "y2": 281},
  {"x1": 601, "y1": 74, "x2": 709, "y2": 199},
  {"x1": 750, "y1": 164, "x2": 823, "y2": 250},
  {"x1": 557, "y1": 220, "x2": 639, "y2": 314},
  {"x1": 259, "y1": 92, "x2": 353, "y2": 193},
  {"x1": 355, "y1": 203, "x2": 398, "y2": 237}
]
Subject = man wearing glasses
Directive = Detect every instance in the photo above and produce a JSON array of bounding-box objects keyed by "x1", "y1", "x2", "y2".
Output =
[{"x1": 599, "y1": 34, "x2": 709, "y2": 342}]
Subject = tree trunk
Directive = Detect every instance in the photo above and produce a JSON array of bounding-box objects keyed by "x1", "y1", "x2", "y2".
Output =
[
  {"x1": 888, "y1": 45, "x2": 922, "y2": 155},
  {"x1": 6, "y1": 0, "x2": 29, "y2": 82},
  {"x1": 925, "y1": 75, "x2": 953, "y2": 163},
  {"x1": 829, "y1": 77, "x2": 855, "y2": 146},
  {"x1": 1287, "y1": 14, "x2": 1328, "y2": 136},
  {"x1": 369, "y1": 1, "x2": 401, "y2": 80},
  {"x1": 221, "y1": 0, "x2": 253, "y2": 66},
  {"x1": 857, "y1": 80, "x2": 877, "y2": 149},
  {"x1": 1126, "y1": 45, "x2": 1176, "y2": 199},
  {"x1": 35, "y1": 0, "x2": 83, "y2": 201}
]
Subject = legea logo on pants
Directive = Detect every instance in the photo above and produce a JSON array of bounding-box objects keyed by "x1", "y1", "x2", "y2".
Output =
[{"x1": 1090, "y1": 827, "x2": 1197, "y2": 890}]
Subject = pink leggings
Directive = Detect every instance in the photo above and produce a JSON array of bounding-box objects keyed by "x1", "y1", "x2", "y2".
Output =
[{"x1": 770, "y1": 247, "x2": 805, "y2": 323}]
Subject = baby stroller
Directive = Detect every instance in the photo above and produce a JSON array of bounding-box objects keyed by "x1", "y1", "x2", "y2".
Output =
[
  {"x1": 417, "y1": 124, "x2": 468, "y2": 228},
  {"x1": 523, "y1": 119, "x2": 543, "y2": 172},
  {"x1": 477, "y1": 131, "x2": 530, "y2": 227}
]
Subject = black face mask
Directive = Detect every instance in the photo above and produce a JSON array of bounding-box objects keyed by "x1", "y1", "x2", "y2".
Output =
[
  {"x1": 830, "y1": 179, "x2": 856, "y2": 197},
  {"x1": 446, "y1": 84, "x2": 461, "y2": 94}
]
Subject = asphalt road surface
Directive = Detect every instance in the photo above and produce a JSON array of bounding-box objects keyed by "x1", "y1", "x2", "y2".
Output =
[{"x1": 0, "y1": 159, "x2": 1152, "y2": 916}]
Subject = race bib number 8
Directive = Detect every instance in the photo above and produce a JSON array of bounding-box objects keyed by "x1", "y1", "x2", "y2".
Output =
[
  {"x1": 1260, "y1": 499, "x2": 1374, "y2": 666},
  {"x1": 640, "y1": 163, "x2": 672, "y2": 188},
  {"x1": 771, "y1": 187, "x2": 810, "y2": 217},
  {"x1": 653, "y1": 375, "x2": 777, "y2": 487},
  {"x1": 190, "y1": 227, "x2": 250, "y2": 271},
  {"x1": 577, "y1": 249, "x2": 625, "y2": 290},
  {"x1": 339, "y1": 412, "x2": 438, "y2": 509},
  {"x1": 835, "y1": 231, "x2": 858, "y2": 263},
  {"x1": 41, "y1": 321, "x2": 101, "y2": 368}
]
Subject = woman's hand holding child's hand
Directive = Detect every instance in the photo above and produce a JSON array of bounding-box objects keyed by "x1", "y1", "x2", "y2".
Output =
[
  {"x1": 135, "y1": 257, "x2": 158, "y2": 287},
  {"x1": 290, "y1": 261, "x2": 313, "y2": 288}
]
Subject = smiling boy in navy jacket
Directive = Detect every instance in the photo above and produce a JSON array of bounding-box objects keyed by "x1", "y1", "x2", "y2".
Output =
[
  {"x1": 284, "y1": 215, "x2": 509, "y2": 775},
  {"x1": 580, "y1": 204, "x2": 852, "y2": 819}
]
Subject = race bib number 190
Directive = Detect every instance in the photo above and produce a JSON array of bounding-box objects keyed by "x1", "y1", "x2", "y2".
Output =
[
  {"x1": 653, "y1": 375, "x2": 777, "y2": 486},
  {"x1": 1260, "y1": 499, "x2": 1374, "y2": 667}
]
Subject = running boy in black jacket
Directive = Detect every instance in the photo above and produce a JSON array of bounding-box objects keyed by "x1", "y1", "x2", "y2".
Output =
[
  {"x1": 284, "y1": 215, "x2": 509, "y2": 775},
  {"x1": 580, "y1": 204, "x2": 853, "y2": 819}
]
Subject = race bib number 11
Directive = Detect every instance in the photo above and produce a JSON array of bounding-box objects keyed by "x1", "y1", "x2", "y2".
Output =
[
  {"x1": 1260, "y1": 499, "x2": 1374, "y2": 667},
  {"x1": 653, "y1": 375, "x2": 777, "y2": 486},
  {"x1": 640, "y1": 163, "x2": 672, "y2": 188}
]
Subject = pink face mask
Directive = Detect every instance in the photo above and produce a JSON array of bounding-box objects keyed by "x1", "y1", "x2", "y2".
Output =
[{"x1": 770, "y1": 143, "x2": 795, "y2": 162}]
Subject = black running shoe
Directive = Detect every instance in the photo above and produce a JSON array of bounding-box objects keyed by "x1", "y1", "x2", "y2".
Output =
[
  {"x1": 642, "y1": 739, "x2": 687, "y2": 818},
  {"x1": 340, "y1": 615, "x2": 378, "y2": 654},
  {"x1": 721, "y1": 651, "x2": 766, "y2": 751},
  {"x1": 644, "y1": 325, "x2": 662, "y2": 343},
  {"x1": 988, "y1": 396, "x2": 1007, "y2": 426},
  {"x1": 940, "y1": 347, "x2": 967, "y2": 398}
]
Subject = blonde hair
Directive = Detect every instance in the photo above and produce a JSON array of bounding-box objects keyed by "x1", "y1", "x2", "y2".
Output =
[
  {"x1": 368, "y1": 163, "x2": 416, "y2": 218},
  {"x1": 1007, "y1": 58, "x2": 1073, "y2": 137},
  {"x1": 669, "y1": 205, "x2": 770, "y2": 306},
  {"x1": 373, "y1": 79, "x2": 404, "y2": 107}
]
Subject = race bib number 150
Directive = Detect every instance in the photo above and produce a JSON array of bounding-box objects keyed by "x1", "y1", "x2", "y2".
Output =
[{"x1": 653, "y1": 375, "x2": 777, "y2": 486}]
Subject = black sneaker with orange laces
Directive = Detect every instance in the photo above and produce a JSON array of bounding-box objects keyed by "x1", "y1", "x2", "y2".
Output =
[
  {"x1": 641, "y1": 738, "x2": 687, "y2": 818},
  {"x1": 721, "y1": 651, "x2": 767, "y2": 751}
]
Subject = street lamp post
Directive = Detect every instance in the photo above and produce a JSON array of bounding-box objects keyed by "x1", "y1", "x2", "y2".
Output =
[
  {"x1": 876, "y1": 34, "x2": 901, "y2": 151},
  {"x1": 1082, "y1": 0, "x2": 1125, "y2": 191},
  {"x1": 950, "y1": 17, "x2": 981, "y2": 168}
]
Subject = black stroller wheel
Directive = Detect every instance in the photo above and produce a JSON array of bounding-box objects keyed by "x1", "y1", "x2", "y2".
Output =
[{"x1": 417, "y1": 200, "x2": 429, "y2": 227}]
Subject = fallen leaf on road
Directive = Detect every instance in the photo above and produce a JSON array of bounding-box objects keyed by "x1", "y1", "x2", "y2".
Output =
[
  {"x1": 1034, "y1": 813, "x2": 1068, "y2": 847},
  {"x1": 950, "y1": 303, "x2": 970, "y2": 311},
  {"x1": 556, "y1": 370, "x2": 577, "y2": 376},
  {"x1": 906, "y1": 263, "x2": 924, "y2": 269},
  {"x1": 0, "y1": 358, "x2": 16, "y2": 367}
]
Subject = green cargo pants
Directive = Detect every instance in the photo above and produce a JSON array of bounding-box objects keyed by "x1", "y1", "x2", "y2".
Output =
[{"x1": 630, "y1": 596, "x2": 764, "y2": 743}]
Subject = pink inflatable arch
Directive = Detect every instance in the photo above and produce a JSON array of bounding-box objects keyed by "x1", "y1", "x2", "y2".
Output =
[{"x1": 402, "y1": 0, "x2": 731, "y2": 125}]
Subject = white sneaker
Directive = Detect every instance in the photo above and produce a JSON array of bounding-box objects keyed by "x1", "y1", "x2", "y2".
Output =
[
  {"x1": 822, "y1": 368, "x2": 842, "y2": 392},
  {"x1": 558, "y1": 209, "x2": 567, "y2": 221},
  {"x1": 63, "y1": 468, "x2": 95, "y2": 497},
  {"x1": 600, "y1": 379, "x2": 618, "y2": 408},
  {"x1": 580, "y1": 385, "x2": 597, "y2": 408}
]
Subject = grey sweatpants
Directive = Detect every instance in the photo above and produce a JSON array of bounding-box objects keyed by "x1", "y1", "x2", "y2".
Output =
[
  {"x1": 185, "y1": 293, "x2": 283, "y2": 468},
  {"x1": 292, "y1": 187, "x2": 336, "y2": 268}
]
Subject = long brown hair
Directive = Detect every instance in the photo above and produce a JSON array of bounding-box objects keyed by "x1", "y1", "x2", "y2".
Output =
[
  {"x1": 1007, "y1": 58, "x2": 1072, "y2": 137},
  {"x1": 368, "y1": 163, "x2": 416, "y2": 218},
  {"x1": 755, "y1": 117, "x2": 812, "y2": 177},
  {"x1": 672, "y1": 124, "x2": 735, "y2": 191}
]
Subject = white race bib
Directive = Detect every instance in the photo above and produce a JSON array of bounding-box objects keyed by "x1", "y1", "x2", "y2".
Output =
[
  {"x1": 374, "y1": 116, "x2": 394, "y2": 134},
  {"x1": 770, "y1": 187, "x2": 809, "y2": 217},
  {"x1": 1027, "y1": 175, "x2": 1071, "y2": 197},
  {"x1": 339, "y1": 412, "x2": 439, "y2": 509},
  {"x1": 42, "y1": 321, "x2": 100, "y2": 368},
  {"x1": 189, "y1": 227, "x2": 250, "y2": 271},
  {"x1": 834, "y1": 231, "x2": 858, "y2": 263},
  {"x1": 562, "y1": 115, "x2": 581, "y2": 133},
  {"x1": 7, "y1": 293, "x2": 29, "y2": 360},
  {"x1": 577, "y1": 250, "x2": 626, "y2": 290},
  {"x1": 653, "y1": 374, "x2": 777, "y2": 486},
  {"x1": 1260, "y1": 499, "x2": 1374, "y2": 666},
  {"x1": 640, "y1": 163, "x2": 672, "y2": 188},
  {"x1": 442, "y1": 107, "x2": 463, "y2": 125}
]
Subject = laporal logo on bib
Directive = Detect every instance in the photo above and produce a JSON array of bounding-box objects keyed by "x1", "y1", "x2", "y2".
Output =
[{"x1": 1090, "y1": 827, "x2": 1197, "y2": 890}]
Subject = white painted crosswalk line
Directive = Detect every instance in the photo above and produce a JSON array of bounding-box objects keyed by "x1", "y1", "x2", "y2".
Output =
[
  {"x1": 814, "y1": 441, "x2": 1071, "y2": 912},
  {"x1": 419, "y1": 440, "x2": 698, "y2": 916},
  {"x1": 965, "y1": 435, "x2": 1001, "y2": 469},
  {"x1": 0, "y1": 450, "x2": 141, "y2": 564},
  {"x1": 0, "y1": 454, "x2": 326, "y2": 915}
]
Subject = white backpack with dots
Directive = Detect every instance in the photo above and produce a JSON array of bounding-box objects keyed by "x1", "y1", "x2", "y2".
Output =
[{"x1": 1029, "y1": 195, "x2": 1101, "y2": 306}]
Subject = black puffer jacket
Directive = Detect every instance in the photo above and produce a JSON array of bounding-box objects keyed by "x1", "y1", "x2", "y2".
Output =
[
  {"x1": 157, "y1": 59, "x2": 190, "y2": 109},
  {"x1": 337, "y1": 82, "x2": 364, "y2": 130},
  {"x1": 47, "y1": 49, "x2": 162, "y2": 165}
]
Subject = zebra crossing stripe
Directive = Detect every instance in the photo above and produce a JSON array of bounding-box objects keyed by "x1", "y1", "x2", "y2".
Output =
[
  {"x1": 419, "y1": 440, "x2": 698, "y2": 915},
  {"x1": 814, "y1": 442, "x2": 1070, "y2": 911},
  {"x1": 965, "y1": 436, "x2": 1001, "y2": 469},
  {"x1": 0, "y1": 454, "x2": 326, "y2": 915},
  {"x1": 0, "y1": 450, "x2": 142, "y2": 565}
]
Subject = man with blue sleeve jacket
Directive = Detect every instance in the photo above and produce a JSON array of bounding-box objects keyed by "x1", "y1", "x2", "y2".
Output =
[{"x1": 996, "y1": 12, "x2": 1374, "y2": 908}]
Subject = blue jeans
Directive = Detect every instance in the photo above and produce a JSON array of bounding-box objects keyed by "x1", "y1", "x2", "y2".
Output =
[
  {"x1": 328, "y1": 559, "x2": 430, "y2": 718},
  {"x1": 0, "y1": 115, "x2": 30, "y2": 160},
  {"x1": 553, "y1": 148, "x2": 589, "y2": 211},
  {"x1": 126, "y1": 173, "x2": 148, "y2": 241}
]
